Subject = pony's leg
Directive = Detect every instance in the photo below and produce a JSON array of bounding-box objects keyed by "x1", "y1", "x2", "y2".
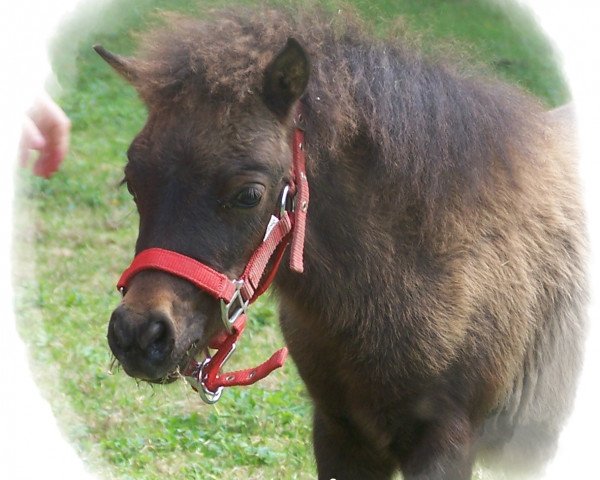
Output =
[
  {"x1": 313, "y1": 408, "x2": 396, "y2": 480},
  {"x1": 396, "y1": 416, "x2": 476, "y2": 480}
]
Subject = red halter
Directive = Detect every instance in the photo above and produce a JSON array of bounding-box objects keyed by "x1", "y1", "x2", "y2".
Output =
[{"x1": 116, "y1": 109, "x2": 308, "y2": 403}]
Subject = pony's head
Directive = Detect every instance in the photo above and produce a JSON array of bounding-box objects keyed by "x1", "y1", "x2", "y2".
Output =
[{"x1": 98, "y1": 33, "x2": 309, "y2": 382}]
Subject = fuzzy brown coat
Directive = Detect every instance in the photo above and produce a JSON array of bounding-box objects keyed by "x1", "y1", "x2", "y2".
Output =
[{"x1": 101, "y1": 6, "x2": 587, "y2": 479}]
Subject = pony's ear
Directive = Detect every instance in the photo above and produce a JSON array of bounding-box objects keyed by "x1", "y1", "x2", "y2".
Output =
[
  {"x1": 93, "y1": 45, "x2": 138, "y2": 83},
  {"x1": 262, "y1": 38, "x2": 310, "y2": 119}
]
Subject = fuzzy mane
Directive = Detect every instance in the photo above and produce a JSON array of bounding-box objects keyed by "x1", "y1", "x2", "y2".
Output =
[{"x1": 128, "y1": 5, "x2": 547, "y2": 215}]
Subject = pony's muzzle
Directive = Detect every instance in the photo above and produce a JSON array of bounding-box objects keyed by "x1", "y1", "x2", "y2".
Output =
[{"x1": 108, "y1": 305, "x2": 175, "y2": 380}]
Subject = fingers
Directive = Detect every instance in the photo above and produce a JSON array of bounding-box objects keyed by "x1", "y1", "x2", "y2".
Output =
[
  {"x1": 24, "y1": 93, "x2": 71, "y2": 178},
  {"x1": 32, "y1": 146, "x2": 67, "y2": 179},
  {"x1": 18, "y1": 116, "x2": 46, "y2": 167},
  {"x1": 32, "y1": 112, "x2": 71, "y2": 178}
]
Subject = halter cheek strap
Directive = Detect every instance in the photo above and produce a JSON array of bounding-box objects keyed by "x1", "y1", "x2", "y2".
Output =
[{"x1": 116, "y1": 108, "x2": 308, "y2": 404}]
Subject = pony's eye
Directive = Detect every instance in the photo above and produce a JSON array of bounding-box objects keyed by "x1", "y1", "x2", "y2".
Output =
[{"x1": 233, "y1": 185, "x2": 264, "y2": 208}]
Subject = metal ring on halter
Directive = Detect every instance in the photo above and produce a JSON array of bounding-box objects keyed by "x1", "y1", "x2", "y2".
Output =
[
  {"x1": 196, "y1": 357, "x2": 224, "y2": 404},
  {"x1": 195, "y1": 342, "x2": 238, "y2": 404},
  {"x1": 279, "y1": 184, "x2": 293, "y2": 217}
]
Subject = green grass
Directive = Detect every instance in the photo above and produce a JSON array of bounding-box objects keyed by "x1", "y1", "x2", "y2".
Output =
[{"x1": 14, "y1": 1, "x2": 567, "y2": 479}]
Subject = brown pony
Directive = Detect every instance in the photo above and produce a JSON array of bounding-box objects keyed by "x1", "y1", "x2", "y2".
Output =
[{"x1": 97, "y1": 7, "x2": 587, "y2": 479}]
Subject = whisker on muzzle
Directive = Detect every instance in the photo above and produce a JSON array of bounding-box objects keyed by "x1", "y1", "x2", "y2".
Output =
[{"x1": 108, "y1": 354, "x2": 121, "y2": 375}]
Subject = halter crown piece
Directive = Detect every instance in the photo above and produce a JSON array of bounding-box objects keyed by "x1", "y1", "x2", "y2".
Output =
[{"x1": 116, "y1": 106, "x2": 309, "y2": 403}]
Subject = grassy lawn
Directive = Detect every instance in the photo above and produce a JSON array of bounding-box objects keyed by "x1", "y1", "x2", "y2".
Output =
[{"x1": 14, "y1": 1, "x2": 567, "y2": 479}]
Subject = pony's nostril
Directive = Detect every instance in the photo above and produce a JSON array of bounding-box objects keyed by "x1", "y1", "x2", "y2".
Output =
[
  {"x1": 138, "y1": 320, "x2": 167, "y2": 350},
  {"x1": 137, "y1": 315, "x2": 174, "y2": 364},
  {"x1": 109, "y1": 308, "x2": 134, "y2": 350}
]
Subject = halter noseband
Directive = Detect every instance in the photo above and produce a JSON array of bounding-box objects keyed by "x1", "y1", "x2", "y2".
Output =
[{"x1": 116, "y1": 108, "x2": 309, "y2": 403}]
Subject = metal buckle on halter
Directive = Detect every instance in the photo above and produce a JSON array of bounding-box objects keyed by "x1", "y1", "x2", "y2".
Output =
[
  {"x1": 186, "y1": 343, "x2": 237, "y2": 404},
  {"x1": 220, "y1": 279, "x2": 249, "y2": 333}
]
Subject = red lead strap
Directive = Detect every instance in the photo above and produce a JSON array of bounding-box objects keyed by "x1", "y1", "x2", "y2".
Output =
[{"x1": 116, "y1": 107, "x2": 308, "y2": 404}]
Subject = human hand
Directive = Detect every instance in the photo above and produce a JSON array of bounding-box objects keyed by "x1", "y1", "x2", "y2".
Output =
[{"x1": 19, "y1": 93, "x2": 71, "y2": 178}]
